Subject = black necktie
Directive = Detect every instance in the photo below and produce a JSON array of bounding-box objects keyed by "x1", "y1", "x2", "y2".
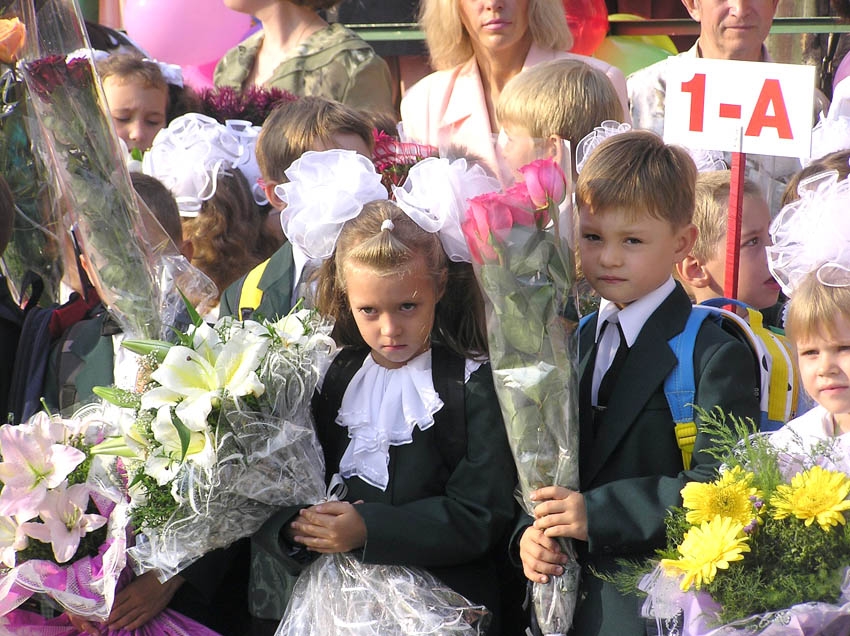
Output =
[{"x1": 596, "y1": 320, "x2": 628, "y2": 410}]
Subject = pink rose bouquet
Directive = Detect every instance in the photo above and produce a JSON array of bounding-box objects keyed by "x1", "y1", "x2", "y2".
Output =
[{"x1": 462, "y1": 159, "x2": 580, "y2": 634}]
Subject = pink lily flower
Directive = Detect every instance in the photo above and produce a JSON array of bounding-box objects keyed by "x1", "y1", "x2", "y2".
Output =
[
  {"x1": 0, "y1": 424, "x2": 85, "y2": 519},
  {"x1": 22, "y1": 484, "x2": 106, "y2": 563}
]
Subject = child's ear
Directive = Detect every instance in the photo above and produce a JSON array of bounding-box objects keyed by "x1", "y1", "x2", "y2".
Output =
[
  {"x1": 674, "y1": 223, "x2": 698, "y2": 261},
  {"x1": 179, "y1": 239, "x2": 194, "y2": 262},
  {"x1": 263, "y1": 181, "x2": 285, "y2": 210},
  {"x1": 677, "y1": 254, "x2": 713, "y2": 290}
]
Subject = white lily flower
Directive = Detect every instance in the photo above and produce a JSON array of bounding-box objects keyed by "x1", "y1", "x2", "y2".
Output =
[{"x1": 0, "y1": 515, "x2": 28, "y2": 568}]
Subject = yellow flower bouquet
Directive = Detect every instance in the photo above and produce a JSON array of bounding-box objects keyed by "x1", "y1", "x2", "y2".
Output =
[{"x1": 640, "y1": 411, "x2": 850, "y2": 635}]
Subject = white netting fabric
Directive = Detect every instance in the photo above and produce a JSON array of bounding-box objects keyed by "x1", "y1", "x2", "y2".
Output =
[
  {"x1": 767, "y1": 170, "x2": 850, "y2": 296},
  {"x1": 143, "y1": 113, "x2": 267, "y2": 217},
  {"x1": 393, "y1": 157, "x2": 500, "y2": 263},
  {"x1": 274, "y1": 150, "x2": 388, "y2": 260}
]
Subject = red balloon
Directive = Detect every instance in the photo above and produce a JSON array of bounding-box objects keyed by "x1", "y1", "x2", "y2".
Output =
[{"x1": 562, "y1": 0, "x2": 609, "y2": 56}]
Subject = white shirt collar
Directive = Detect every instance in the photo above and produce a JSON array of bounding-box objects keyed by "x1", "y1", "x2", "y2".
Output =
[{"x1": 595, "y1": 276, "x2": 676, "y2": 347}]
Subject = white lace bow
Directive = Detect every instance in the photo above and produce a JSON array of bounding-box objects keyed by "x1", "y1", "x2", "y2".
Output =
[
  {"x1": 274, "y1": 150, "x2": 388, "y2": 260},
  {"x1": 143, "y1": 113, "x2": 267, "y2": 217},
  {"x1": 767, "y1": 170, "x2": 850, "y2": 296},
  {"x1": 393, "y1": 157, "x2": 500, "y2": 262}
]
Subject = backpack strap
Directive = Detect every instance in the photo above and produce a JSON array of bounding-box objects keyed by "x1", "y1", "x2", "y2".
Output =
[
  {"x1": 578, "y1": 313, "x2": 595, "y2": 332},
  {"x1": 238, "y1": 258, "x2": 270, "y2": 320},
  {"x1": 664, "y1": 307, "x2": 711, "y2": 471}
]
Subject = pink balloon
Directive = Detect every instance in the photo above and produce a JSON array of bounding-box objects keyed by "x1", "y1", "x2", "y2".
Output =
[
  {"x1": 181, "y1": 60, "x2": 218, "y2": 90},
  {"x1": 124, "y1": 0, "x2": 252, "y2": 67}
]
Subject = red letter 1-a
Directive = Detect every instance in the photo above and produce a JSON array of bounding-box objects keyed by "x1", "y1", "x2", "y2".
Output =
[
  {"x1": 681, "y1": 73, "x2": 706, "y2": 132},
  {"x1": 745, "y1": 79, "x2": 793, "y2": 139}
]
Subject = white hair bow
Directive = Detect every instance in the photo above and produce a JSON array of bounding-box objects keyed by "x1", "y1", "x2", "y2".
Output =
[
  {"x1": 142, "y1": 113, "x2": 267, "y2": 217},
  {"x1": 392, "y1": 157, "x2": 501, "y2": 262},
  {"x1": 273, "y1": 150, "x2": 388, "y2": 260},
  {"x1": 767, "y1": 170, "x2": 850, "y2": 296}
]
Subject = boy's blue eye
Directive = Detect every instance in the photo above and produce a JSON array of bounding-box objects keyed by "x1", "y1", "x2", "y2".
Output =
[
  {"x1": 400, "y1": 302, "x2": 417, "y2": 311},
  {"x1": 624, "y1": 237, "x2": 642, "y2": 245},
  {"x1": 800, "y1": 349, "x2": 817, "y2": 357},
  {"x1": 359, "y1": 307, "x2": 376, "y2": 316},
  {"x1": 742, "y1": 237, "x2": 759, "y2": 247}
]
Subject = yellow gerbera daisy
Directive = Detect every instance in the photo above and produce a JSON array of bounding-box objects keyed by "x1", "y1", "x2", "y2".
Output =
[
  {"x1": 681, "y1": 466, "x2": 761, "y2": 525},
  {"x1": 770, "y1": 465, "x2": 850, "y2": 531},
  {"x1": 660, "y1": 515, "x2": 750, "y2": 591}
]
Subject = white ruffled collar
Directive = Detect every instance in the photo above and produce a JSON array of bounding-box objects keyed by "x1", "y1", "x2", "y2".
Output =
[
  {"x1": 333, "y1": 350, "x2": 483, "y2": 491},
  {"x1": 336, "y1": 350, "x2": 442, "y2": 490}
]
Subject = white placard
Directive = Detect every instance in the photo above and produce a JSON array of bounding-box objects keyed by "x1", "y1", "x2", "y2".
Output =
[{"x1": 664, "y1": 58, "x2": 815, "y2": 158}]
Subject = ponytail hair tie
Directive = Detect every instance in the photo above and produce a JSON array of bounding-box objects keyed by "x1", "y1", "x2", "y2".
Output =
[{"x1": 380, "y1": 219, "x2": 394, "y2": 232}]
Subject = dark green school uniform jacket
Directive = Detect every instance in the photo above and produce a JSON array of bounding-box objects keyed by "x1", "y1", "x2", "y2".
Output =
[
  {"x1": 254, "y1": 351, "x2": 518, "y2": 630},
  {"x1": 578, "y1": 283, "x2": 759, "y2": 635},
  {"x1": 219, "y1": 242, "x2": 294, "y2": 321},
  {"x1": 517, "y1": 283, "x2": 760, "y2": 636}
]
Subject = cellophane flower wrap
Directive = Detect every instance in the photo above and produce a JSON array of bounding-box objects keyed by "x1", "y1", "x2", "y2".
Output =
[
  {"x1": 0, "y1": 411, "x2": 129, "y2": 621},
  {"x1": 275, "y1": 476, "x2": 491, "y2": 636},
  {"x1": 0, "y1": 10, "x2": 63, "y2": 302},
  {"x1": 462, "y1": 159, "x2": 580, "y2": 635},
  {"x1": 91, "y1": 306, "x2": 336, "y2": 582},
  {"x1": 640, "y1": 410, "x2": 850, "y2": 635},
  {"x1": 12, "y1": 0, "x2": 216, "y2": 337}
]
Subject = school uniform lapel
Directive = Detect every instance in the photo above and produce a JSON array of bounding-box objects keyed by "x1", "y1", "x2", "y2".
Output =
[
  {"x1": 578, "y1": 312, "x2": 598, "y2": 472},
  {"x1": 581, "y1": 285, "x2": 692, "y2": 485},
  {"x1": 258, "y1": 242, "x2": 294, "y2": 315}
]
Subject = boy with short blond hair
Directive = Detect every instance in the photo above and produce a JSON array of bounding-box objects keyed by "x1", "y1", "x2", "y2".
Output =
[
  {"x1": 518, "y1": 131, "x2": 760, "y2": 636},
  {"x1": 495, "y1": 58, "x2": 623, "y2": 179},
  {"x1": 677, "y1": 170, "x2": 780, "y2": 311}
]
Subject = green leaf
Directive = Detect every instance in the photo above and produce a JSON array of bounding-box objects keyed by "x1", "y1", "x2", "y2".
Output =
[
  {"x1": 171, "y1": 410, "x2": 192, "y2": 461},
  {"x1": 93, "y1": 385, "x2": 141, "y2": 409},
  {"x1": 90, "y1": 436, "x2": 138, "y2": 457},
  {"x1": 121, "y1": 339, "x2": 173, "y2": 363},
  {"x1": 179, "y1": 288, "x2": 204, "y2": 329}
]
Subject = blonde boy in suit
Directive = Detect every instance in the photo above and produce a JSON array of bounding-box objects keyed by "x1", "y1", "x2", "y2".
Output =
[{"x1": 519, "y1": 131, "x2": 760, "y2": 636}]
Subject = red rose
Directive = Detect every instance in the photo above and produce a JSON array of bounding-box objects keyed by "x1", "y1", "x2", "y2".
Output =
[{"x1": 24, "y1": 55, "x2": 67, "y2": 101}]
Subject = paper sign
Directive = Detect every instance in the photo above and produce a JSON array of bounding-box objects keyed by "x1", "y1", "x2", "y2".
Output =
[{"x1": 664, "y1": 58, "x2": 815, "y2": 158}]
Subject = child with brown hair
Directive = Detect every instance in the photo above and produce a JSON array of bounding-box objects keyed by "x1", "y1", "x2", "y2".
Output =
[
  {"x1": 253, "y1": 149, "x2": 515, "y2": 635},
  {"x1": 519, "y1": 131, "x2": 760, "y2": 636},
  {"x1": 97, "y1": 53, "x2": 196, "y2": 153},
  {"x1": 219, "y1": 96, "x2": 375, "y2": 321}
]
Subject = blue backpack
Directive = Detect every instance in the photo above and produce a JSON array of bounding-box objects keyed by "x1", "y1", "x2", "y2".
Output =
[{"x1": 580, "y1": 298, "x2": 802, "y2": 470}]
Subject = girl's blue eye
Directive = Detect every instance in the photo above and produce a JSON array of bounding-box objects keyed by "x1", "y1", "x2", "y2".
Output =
[
  {"x1": 360, "y1": 307, "x2": 376, "y2": 315},
  {"x1": 582, "y1": 233, "x2": 600, "y2": 242},
  {"x1": 400, "y1": 303, "x2": 417, "y2": 311}
]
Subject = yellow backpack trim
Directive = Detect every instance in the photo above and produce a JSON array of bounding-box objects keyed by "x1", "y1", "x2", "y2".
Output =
[
  {"x1": 675, "y1": 421, "x2": 698, "y2": 471},
  {"x1": 238, "y1": 259, "x2": 270, "y2": 315}
]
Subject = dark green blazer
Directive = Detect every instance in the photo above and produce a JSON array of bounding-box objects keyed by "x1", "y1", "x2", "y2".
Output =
[
  {"x1": 254, "y1": 358, "x2": 517, "y2": 625},
  {"x1": 220, "y1": 242, "x2": 294, "y2": 321},
  {"x1": 571, "y1": 283, "x2": 760, "y2": 636}
]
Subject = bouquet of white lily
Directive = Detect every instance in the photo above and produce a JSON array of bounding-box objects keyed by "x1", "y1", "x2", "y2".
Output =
[{"x1": 92, "y1": 305, "x2": 335, "y2": 581}]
